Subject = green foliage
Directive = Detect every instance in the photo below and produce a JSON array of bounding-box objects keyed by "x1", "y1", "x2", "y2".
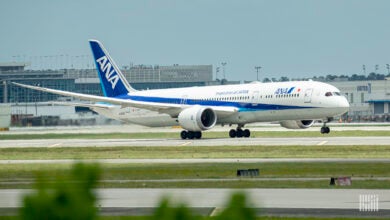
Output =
[
  {"x1": 19, "y1": 163, "x2": 101, "y2": 220},
  {"x1": 151, "y1": 198, "x2": 198, "y2": 220},
  {"x1": 150, "y1": 193, "x2": 255, "y2": 220},
  {"x1": 216, "y1": 192, "x2": 256, "y2": 220}
]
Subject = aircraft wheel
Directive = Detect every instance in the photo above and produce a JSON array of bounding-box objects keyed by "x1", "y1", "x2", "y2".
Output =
[
  {"x1": 320, "y1": 127, "x2": 330, "y2": 134},
  {"x1": 194, "y1": 131, "x2": 202, "y2": 139},
  {"x1": 243, "y1": 129, "x2": 251, "y2": 138},
  {"x1": 229, "y1": 129, "x2": 236, "y2": 138},
  {"x1": 180, "y1": 130, "x2": 188, "y2": 139},
  {"x1": 236, "y1": 128, "x2": 243, "y2": 138},
  {"x1": 187, "y1": 131, "x2": 194, "y2": 139}
]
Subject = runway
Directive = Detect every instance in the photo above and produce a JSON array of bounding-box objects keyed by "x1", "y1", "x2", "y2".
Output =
[
  {"x1": 4, "y1": 123, "x2": 390, "y2": 135},
  {"x1": 0, "y1": 188, "x2": 389, "y2": 217},
  {"x1": 1, "y1": 136, "x2": 390, "y2": 148}
]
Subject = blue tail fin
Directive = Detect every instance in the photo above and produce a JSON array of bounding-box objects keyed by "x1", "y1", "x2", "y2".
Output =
[{"x1": 89, "y1": 39, "x2": 136, "y2": 97}]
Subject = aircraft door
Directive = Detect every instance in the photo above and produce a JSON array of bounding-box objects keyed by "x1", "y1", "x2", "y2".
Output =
[
  {"x1": 251, "y1": 91, "x2": 259, "y2": 106},
  {"x1": 304, "y1": 88, "x2": 313, "y2": 103},
  {"x1": 180, "y1": 95, "x2": 188, "y2": 105}
]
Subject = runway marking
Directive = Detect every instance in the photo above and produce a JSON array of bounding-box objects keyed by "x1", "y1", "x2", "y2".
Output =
[
  {"x1": 210, "y1": 207, "x2": 222, "y2": 216},
  {"x1": 317, "y1": 141, "x2": 328, "y2": 146},
  {"x1": 179, "y1": 142, "x2": 192, "y2": 146},
  {"x1": 48, "y1": 143, "x2": 62, "y2": 148}
]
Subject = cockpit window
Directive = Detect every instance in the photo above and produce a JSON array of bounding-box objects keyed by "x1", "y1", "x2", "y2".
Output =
[{"x1": 325, "y1": 92, "x2": 341, "y2": 97}]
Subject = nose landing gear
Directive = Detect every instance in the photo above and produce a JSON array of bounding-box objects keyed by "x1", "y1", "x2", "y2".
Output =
[
  {"x1": 320, "y1": 120, "x2": 331, "y2": 134},
  {"x1": 320, "y1": 126, "x2": 330, "y2": 134}
]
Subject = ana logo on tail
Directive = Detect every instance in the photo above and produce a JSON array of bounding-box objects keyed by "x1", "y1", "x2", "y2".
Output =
[{"x1": 96, "y1": 56, "x2": 119, "y2": 89}]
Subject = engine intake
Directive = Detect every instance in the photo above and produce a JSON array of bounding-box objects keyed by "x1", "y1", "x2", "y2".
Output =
[
  {"x1": 279, "y1": 120, "x2": 315, "y2": 129},
  {"x1": 178, "y1": 106, "x2": 217, "y2": 131}
]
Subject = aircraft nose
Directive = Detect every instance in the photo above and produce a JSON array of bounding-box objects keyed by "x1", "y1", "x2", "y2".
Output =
[
  {"x1": 341, "y1": 96, "x2": 350, "y2": 108},
  {"x1": 339, "y1": 96, "x2": 350, "y2": 111}
]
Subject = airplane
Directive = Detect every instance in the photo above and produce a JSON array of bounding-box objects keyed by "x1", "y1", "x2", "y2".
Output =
[{"x1": 13, "y1": 39, "x2": 350, "y2": 139}]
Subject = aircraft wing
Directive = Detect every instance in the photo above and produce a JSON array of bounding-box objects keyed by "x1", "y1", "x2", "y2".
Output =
[
  {"x1": 50, "y1": 101, "x2": 115, "y2": 109},
  {"x1": 12, "y1": 82, "x2": 238, "y2": 117}
]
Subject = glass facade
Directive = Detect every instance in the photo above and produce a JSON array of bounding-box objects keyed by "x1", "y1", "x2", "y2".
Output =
[
  {"x1": 123, "y1": 65, "x2": 212, "y2": 82},
  {"x1": 1, "y1": 64, "x2": 213, "y2": 103}
]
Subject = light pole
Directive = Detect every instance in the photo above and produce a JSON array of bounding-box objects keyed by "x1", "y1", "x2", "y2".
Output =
[
  {"x1": 216, "y1": 67, "x2": 220, "y2": 80},
  {"x1": 255, "y1": 66, "x2": 262, "y2": 81},
  {"x1": 386, "y1": 64, "x2": 389, "y2": 96},
  {"x1": 221, "y1": 62, "x2": 227, "y2": 79}
]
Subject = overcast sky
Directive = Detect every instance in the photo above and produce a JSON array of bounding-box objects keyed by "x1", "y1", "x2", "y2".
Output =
[{"x1": 1, "y1": 0, "x2": 390, "y2": 81}]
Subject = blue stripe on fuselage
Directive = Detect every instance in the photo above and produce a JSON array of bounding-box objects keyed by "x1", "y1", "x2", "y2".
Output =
[{"x1": 115, "y1": 94, "x2": 313, "y2": 112}]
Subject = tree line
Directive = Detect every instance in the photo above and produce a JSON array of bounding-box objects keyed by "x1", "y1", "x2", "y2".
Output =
[{"x1": 262, "y1": 72, "x2": 390, "y2": 83}]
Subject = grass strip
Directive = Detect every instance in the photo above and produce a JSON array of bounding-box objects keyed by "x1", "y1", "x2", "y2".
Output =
[
  {"x1": 0, "y1": 145, "x2": 389, "y2": 160},
  {"x1": 0, "y1": 162, "x2": 389, "y2": 189},
  {"x1": 1, "y1": 216, "x2": 383, "y2": 220}
]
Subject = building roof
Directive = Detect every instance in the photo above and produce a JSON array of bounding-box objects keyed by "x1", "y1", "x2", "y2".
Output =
[
  {"x1": 367, "y1": 99, "x2": 390, "y2": 103},
  {"x1": 0, "y1": 62, "x2": 29, "y2": 67}
]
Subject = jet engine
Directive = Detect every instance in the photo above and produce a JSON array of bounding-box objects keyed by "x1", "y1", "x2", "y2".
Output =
[
  {"x1": 279, "y1": 120, "x2": 315, "y2": 129},
  {"x1": 178, "y1": 106, "x2": 217, "y2": 131}
]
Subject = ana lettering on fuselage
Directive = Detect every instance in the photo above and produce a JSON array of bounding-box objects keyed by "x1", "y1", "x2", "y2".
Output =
[{"x1": 274, "y1": 87, "x2": 295, "y2": 95}]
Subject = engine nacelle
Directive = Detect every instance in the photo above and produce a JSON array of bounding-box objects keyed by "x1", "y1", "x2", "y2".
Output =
[
  {"x1": 279, "y1": 120, "x2": 315, "y2": 129},
  {"x1": 178, "y1": 106, "x2": 217, "y2": 131}
]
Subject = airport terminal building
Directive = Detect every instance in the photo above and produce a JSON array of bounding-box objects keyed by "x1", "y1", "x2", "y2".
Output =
[
  {"x1": 0, "y1": 63, "x2": 213, "y2": 103},
  {"x1": 1, "y1": 62, "x2": 389, "y2": 125},
  {"x1": 329, "y1": 79, "x2": 390, "y2": 121}
]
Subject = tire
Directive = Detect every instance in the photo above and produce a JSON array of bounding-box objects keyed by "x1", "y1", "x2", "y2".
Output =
[
  {"x1": 195, "y1": 131, "x2": 202, "y2": 139},
  {"x1": 229, "y1": 129, "x2": 236, "y2": 138},
  {"x1": 243, "y1": 129, "x2": 250, "y2": 138},
  {"x1": 236, "y1": 129, "x2": 243, "y2": 138},
  {"x1": 187, "y1": 131, "x2": 194, "y2": 139},
  {"x1": 180, "y1": 130, "x2": 188, "y2": 139}
]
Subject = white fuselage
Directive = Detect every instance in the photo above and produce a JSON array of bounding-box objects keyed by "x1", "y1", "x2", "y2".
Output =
[{"x1": 94, "y1": 81, "x2": 349, "y2": 127}]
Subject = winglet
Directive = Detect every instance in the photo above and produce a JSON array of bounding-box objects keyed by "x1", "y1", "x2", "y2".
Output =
[{"x1": 89, "y1": 39, "x2": 136, "y2": 97}]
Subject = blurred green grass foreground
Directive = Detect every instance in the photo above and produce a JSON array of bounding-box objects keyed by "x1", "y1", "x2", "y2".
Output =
[{"x1": 17, "y1": 163, "x2": 257, "y2": 220}]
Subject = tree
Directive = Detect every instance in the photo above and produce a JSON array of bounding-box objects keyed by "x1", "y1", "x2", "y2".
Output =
[
  {"x1": 279, "y1": 76, "x2": 289, "y2": 82},
  {"x1": 20, "y1": 163, "x2": 101, "y2": 220},
  {"x1": 221, "y1": 79, "x2": 228, "y2": 85},
  {"x1": 216, "y1": 192, "x2": 256, "y2": 220},
  {"x1": 262, "y1": 78, "x2": 271, "y2": 83},
  {"x1": 325, "y1": 74, "x2": 337, "y2": 81},
  {"x1": 152, "y1": 198, "x2": 198, "y2": 220}
]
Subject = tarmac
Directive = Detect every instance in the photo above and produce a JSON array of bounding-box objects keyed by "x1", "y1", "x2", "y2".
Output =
[
  {"x1": 1, "y1": 136, "x2": 390, "y2": 148},
  {"x1": 1, "y1": 123, "x2": 389, "y2": 218},
  {"x1": 0, "y1": 188, "x2": 389, "y2": 217}
]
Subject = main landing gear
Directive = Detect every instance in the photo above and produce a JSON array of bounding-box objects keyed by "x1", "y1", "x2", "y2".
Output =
[
  {"x1": 229, "y1": 127, "x2": 251, "y2": 138},
  {"x1": 180, "y1": 130, "x2": 202, "y2": 139}
]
